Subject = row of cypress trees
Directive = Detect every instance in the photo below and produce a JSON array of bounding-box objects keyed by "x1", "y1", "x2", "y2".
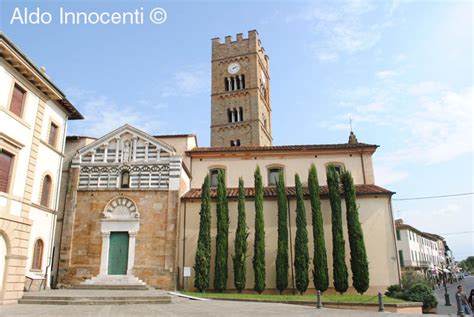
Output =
[{"x1": 193, "y1": 164, "x2": 369, "y2": 295}]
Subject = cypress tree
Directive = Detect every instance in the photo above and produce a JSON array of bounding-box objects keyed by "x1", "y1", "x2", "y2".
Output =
[
  {"x1": 214, "y1": 170, "x2": 229, "y2": 292},
  {"x1": 308, "y1": 164, "x2": 329, "y2": 292},
  {"x1": 194, "y1": 175, "x2": 211, "y2": 292},
  {"x1": 294, "y1": 173, "x2": 309, "y2": 294},
  {"x1": 253, "y1": 166, "x2": 266, "y2": 294},
  {"x1": 233, "y1": 177, "x2": 248, "y2": 293},
  {"x1": 327, "y1": 166, "x2": 348, "y2": 294},
  {"x1": 275, "y1": 172, "x2": 288, "y2": 294},
  {"x1": 341, "y1": 170, "x2": 370, "y2": 294}
]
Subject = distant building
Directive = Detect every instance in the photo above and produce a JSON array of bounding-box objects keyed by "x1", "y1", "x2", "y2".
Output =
[
  {"x1": 0, "y1": 33, "x2": 82, "y2": 304},
  {"x1": 395, "y1": 219, "x2": 448, "y2": 276}
]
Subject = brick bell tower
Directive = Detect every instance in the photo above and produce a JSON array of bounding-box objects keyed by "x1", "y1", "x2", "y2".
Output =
[{"x1": 210, "y1": 30, "x2": 272, "y2": 147}]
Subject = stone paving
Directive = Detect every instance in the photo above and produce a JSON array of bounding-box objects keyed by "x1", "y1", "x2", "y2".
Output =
[{"x1": 0, "y1": 294, "x2": 450, "y2": 317}]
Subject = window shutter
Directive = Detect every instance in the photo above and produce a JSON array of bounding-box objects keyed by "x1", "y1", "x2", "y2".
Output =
[
  {"x1": 48, "y1": 123, "x2": 58, "y2": 146},
  {"x1": 10, "y1": 85, "x2": 26, "y2": 117},
  {"x1": 0, "y1": 151, "x2": 14, "y2": 193}
]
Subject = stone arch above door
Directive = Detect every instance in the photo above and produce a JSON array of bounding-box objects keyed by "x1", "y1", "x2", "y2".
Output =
[{"x1": 102, "y1": 196, "x2": 139, "y2": 220}]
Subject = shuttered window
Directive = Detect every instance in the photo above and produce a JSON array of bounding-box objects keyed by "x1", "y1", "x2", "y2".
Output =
[
  {"x1": 32, "y1": 239, "x2": 44, "y2": 270},
  {"x1": 10, "y1": 84, "x2": 26, "y2": 117},
  {"x1": 0, "y1": 150, "x2": 14, "y2": 193},
  {"x1": 48, "y1": 123, "x2": 58, "y2": 147},
  {"x1": 40, "y1": 175, "x2": 52, "y2": 207}
]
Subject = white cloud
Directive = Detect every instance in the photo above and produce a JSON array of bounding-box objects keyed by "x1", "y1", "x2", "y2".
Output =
[
  {"x1": 316, "y1": 51, "x2": 338, "y2": 62},
  {"x1": 356, "y1": 102, "x2": 386, "y2": 112},
  {"x1": 325, "y1": 81, "x2": 473, "y2": 186},
  {"x1": 161, "y1": 65, "x2": 210, "y2": 97},
  {"x1": 376, "y1": 69, "x2": 397, "y2": 79},
  {"x1": 395, "y1": 53, "x2": 407, "y2": 62},
  {"x1": 409, "y1": 81, "x2": 445, "y2": 95},
  {"x1": 300, "y1": 0, "x2": 399, "y2": 62},
  {"x1": 374, "y1": 162, "x2": 409, "y2": 185},
  {"x1": 395, "y1": 85, "x2": 473, "y2": 164},
  {"x1": 66, "y1": 88, "x2": 165, "y2": 137}
]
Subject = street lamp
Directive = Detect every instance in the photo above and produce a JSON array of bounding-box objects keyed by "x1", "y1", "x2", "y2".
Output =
[{"x1": 443, "y1": 266, "x2": 451, "y2": 306}]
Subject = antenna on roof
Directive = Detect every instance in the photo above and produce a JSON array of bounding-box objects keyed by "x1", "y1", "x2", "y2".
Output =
[{"x1": 348, "y1": 115, "x2": 358, "y2": 144}]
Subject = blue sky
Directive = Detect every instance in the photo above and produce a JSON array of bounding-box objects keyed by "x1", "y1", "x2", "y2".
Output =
[{"x1": 1, "y1": 0, "x2": 472, "y2": 260}]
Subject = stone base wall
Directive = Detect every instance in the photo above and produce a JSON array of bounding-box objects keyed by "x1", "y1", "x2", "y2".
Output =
[
  {"x1": 58, "y1": 189, "x2": 179, "y2": 290},
  {"x1": 0, "y1": 215, "x2": 31, "y2": 304}
]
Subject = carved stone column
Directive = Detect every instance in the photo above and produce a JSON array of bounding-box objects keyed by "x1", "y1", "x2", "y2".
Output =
[
  {"x1": 115, "y1": 138, "x2": 120, "y2": 163},
  {"x1": 100, "y1": 232, "x2": 110, "y2": 275},
  {"x1": 132, "y1": 136, "x2": 138, "y2": 162},
  {"x1": 103, "y1": 143, "x2": 108, "y2": 163},
  {"x1": 127, "y1": 231, "x2": 137, "y2": 275},
  {"x1": 144, "y1": 142, "x2": 149, "y2": 162}
]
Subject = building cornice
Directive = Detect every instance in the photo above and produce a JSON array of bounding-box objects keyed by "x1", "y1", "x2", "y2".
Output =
[{"x1": 0, "y1": 33, "x2": 83, "y2": 120}]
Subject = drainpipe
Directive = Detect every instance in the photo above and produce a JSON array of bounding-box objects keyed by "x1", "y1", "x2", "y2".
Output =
[
  {"x1": 359, "y1": 150, "x2": 366, "y2": 185},
  {"x1": 182, "y1": 200, "x2": 187, "y2": 290},
  {"x1": 46, "y1": 119, "x2": 67, "y2": 289},
  {"x1": 287, "y1": 196, "x2": 295, "y2": 294},
  {"x1": 54, "y1": 157, "x2": 72, "y2": 288},
  {"x1": 388, "y1": 196, "x2": 402, "y2": 285}
]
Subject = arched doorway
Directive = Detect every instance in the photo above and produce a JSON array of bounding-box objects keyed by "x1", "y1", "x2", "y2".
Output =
[
  {"x1": 100, "y1": 197, "x2": 140, "y2": 276},
  {"x1": 0, "y1": 232, "x2": 10, "y2": 302}
]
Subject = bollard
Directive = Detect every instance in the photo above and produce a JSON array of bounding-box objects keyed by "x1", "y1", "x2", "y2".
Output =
[
  {"x1": 316, "y1": 290, "x2": 322, "y2": 309},
  {"x1": 378, "y1": 292, "x2": 384, "y2": 312}
]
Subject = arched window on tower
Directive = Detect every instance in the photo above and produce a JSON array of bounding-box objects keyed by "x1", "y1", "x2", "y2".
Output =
[
  {"x1": 224, "y1": 78, "x2": 229, "y2": 91},
  {"x1": 241, "y1": 75, "x2": 245, "y2": 89},
  {"x1": 239, "y1": 107, "x2": 243, "y2": 121},
  {"x1": 228, "y1": 109, "x2": 232, "y2": 123},
  {"x1": 120, "y1": 170, "x2": 130, "y2": 188}
]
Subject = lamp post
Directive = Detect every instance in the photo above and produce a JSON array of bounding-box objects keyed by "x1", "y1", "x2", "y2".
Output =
[{"x1": 443, "y1": 267, "x2": 451, "y2": 306}]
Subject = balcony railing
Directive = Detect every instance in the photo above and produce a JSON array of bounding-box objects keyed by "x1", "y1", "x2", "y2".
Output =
[{"x1": 400, "y1": 260, "x2": 432, "y2": 268}]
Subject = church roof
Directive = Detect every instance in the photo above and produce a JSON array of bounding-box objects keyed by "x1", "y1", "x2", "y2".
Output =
[
  {"x1": 77, "y1": 124, "x2": 177, "y2": 155},
  {"x1": 187, "y1": 143, "x2": 378, "y2": 154},
  {"x1": 182, "y1": 184, "x2": 393, "y2": 200}
]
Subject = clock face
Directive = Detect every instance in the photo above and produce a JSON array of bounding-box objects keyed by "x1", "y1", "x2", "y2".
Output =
[{"x1": 227, "y1": 62, "x2": 240, "y2": 74}]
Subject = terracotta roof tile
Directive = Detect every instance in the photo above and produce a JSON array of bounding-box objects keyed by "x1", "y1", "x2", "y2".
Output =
[
  {"x1": 182, "y1": 184, "x2": 393, "y2": 200},
  {"x1": 187, "y1": 143, "x2": 378, "y2": 154}
]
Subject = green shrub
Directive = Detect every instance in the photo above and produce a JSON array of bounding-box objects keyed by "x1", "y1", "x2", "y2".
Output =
[
  {"x1": 385, "y1": 284, "x2": 403, "y2": 298},
  {"x1": 387, "y1": 282, "x2": 438, "y2": 310},
  {"x1": 401, "y1": 271, "x2": 431, "y2": 289}
]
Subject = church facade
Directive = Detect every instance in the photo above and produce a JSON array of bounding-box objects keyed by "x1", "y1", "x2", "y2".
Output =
[{"x1": 54, "y1": 30, "x2": 401, "y2": 294}]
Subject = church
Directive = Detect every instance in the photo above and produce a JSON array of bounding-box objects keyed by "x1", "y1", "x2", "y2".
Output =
[{"x1": 54, "y1": 30, "x2": 400, "y2": 294}]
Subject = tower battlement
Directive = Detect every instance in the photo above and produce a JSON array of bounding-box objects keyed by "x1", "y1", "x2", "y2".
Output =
[
  {"x1": 211, "y1": 30, "x2": 268, "y2": 62},
  {"x1": 212, "y1": 30, "x2": 258, "y2": 46}
]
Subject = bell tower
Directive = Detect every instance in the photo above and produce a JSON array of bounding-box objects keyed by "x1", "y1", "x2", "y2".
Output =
[{"x1": 210, "y1": 30, "x2": 272, "y2": 147}]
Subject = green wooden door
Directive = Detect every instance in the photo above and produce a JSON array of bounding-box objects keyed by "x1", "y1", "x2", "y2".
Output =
[{"x1": 108, "y1": 232, "x2": 129, "y2": 275}]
